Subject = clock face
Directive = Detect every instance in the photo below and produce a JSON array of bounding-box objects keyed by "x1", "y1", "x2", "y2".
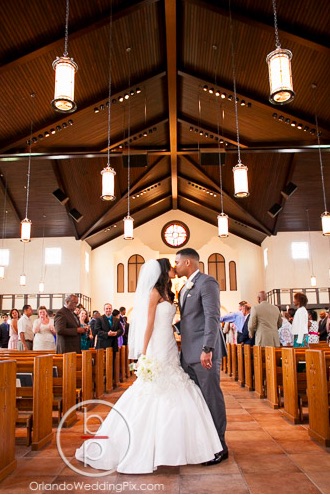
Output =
[{"x1": 161, "y1": 221, "x2": 190, "y2": 248}]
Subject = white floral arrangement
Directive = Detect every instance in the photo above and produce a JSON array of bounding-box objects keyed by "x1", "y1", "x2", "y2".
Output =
[
  {"x1": 135, "y1": 354, "x2": 161, "y2": 382},
  {"x1": 185, "y1": 280, "x2": 194, "y2": 290}
]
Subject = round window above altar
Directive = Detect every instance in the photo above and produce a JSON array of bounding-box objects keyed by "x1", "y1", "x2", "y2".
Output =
[{"x1": 161, "y1": 221, "x2": 190, "y2": 248}]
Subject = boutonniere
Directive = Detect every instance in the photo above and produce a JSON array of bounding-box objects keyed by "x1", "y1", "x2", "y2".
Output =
[{"x1": 185, "y1": 280, "x2": 194, "y2": 290}]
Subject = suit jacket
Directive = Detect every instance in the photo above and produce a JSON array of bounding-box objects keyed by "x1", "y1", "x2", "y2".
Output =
[
  {"x1": 179, "y1": 272, "x2": 225, "y2": 364},
  {"x1": 95, "y1": 315, "x2": 122, "y2": 351},
  {"x1": 318, "y1": 318, "x2": 328, "y2": 341},
  {"x1": 248, "y1": 301, "x2": 282, "y2": 347},
  {"x1": 54, "y1": 306, "x2": 81, "y2": 354},
  {"x1": 0, "y1": 322, "x2": 10, "y2": 348},
  {"x1": 237, "y1": 314, "x2": 254, "y2": 345}
]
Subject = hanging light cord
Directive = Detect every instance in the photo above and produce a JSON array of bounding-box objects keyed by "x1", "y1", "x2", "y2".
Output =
[
  {"x1": 306, "y1": 209, "x2": 315, "y2": 275},
  {"x1": 312, "y1": 85, "x2": 328, "y2": 213},
  {"x1": 127, "y1": 48, "x2": 131, "y2": 217},
  {"x1": 272, "y1": 0, "x2": 281, "y2": 49},
  {"x1": 64, "y1": 0, "x2": 70, "y2": 56},
  {"x1": 25, "y1": 93, "x2": 35, "y2": 220},
  {"x1": 217, "y1": 108, "x2": 224, "y2": 214},
  {"x1": 107, "y1": 5, "x2": 113, "y2": 164},
  {"x1": 40, "y1": 215, "x2": 46, "y2": 280},
  {"x1": 228, "y1": 0, "x2": 241, "y2": 165}
]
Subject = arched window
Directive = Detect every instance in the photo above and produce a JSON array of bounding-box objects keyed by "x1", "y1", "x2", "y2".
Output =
[
  {"x1": 199, "y1": 261, "x2": 205, "y2": 273},
  {"x1": 117, "y1": 263, "x2": 124, "y2": 293},
  {"x1": 128, "y1": 255, "x2": 145, "y2": 292},
  {"x1": 208, "y1": 253, "x2": 226, "y2": 291},
  {"x1": 229, "y1": 261, "x2": 237, "y2": 291}
]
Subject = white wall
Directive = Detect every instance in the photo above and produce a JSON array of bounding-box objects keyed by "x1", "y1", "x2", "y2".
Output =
[
  {"x1": 91, "y1": 210, "x2": 264, "y2": 316},
  {"x1": 0, "y1": 237, "x2": 91, "y2": 300},
  {"x1": 262, "y1": 231, "x2": 330, "y2": 291}
]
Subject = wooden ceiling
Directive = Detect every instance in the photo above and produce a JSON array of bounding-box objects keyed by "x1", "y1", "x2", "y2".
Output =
[{"x1": 0, "y1": 0, "x2": 329, "y2": 248}]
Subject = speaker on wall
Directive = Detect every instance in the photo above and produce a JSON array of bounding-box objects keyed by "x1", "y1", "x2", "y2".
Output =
[
  {"x1": 122, "y1": 154, "x2": 148, "y2": 168},
  {"x1": 69, "y1": 208, "x2": 83, "y2": 222},
  {"x1": 267, "y1": 203, "x2": 283, "y2": 218},
  {"x1": 281, "y1": 182, "x2": 297, "y2": 199},
  {"x1": 52, "y1": 188, "x2": 69, "y2": 205}
]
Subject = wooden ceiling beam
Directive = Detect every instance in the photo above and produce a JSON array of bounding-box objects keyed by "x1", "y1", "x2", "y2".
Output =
[
  {"x1": 186, "y1": 0, "x2": 329, "y2": 55},
  {"x1": 178, "y1": 116, "x2": 248, "y2": 148},
  {"x1": 179, "y1": 70, "x2": 325, "y2": 131},
  {"x1": 181, "y1": 155, "x2": 272, "y2": 236},
  {"x1": 165, "y1": 0, "x2": 178, "y2": 209}
]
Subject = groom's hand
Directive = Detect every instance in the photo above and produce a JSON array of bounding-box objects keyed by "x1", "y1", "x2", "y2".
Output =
[{"x1": 201, "y1": 351, "x2": 213, "y2": 369}]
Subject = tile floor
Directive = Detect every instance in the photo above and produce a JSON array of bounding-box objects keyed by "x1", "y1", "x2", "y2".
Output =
[{"x1": 1, "y1": 373, "x2": 329, "y2": 494}]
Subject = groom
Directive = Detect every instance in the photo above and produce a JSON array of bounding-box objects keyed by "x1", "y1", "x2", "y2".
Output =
[{"x1": 175, "y1": 247, "x2": 228, "y2": 464}]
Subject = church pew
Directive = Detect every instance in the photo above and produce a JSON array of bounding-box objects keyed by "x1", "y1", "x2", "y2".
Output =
[
  {"x1": 0, "y1": 360, "x2": 17, "y2": 481},
  {"x1": 243, "y1": 344, "x2": 254, "y2": 391},
  {"x1": 265, "y1": 346, "x2": 283, "y2": 409},
  {"x1": 230, "y1": 343, "x2": 238, "y2": 381},
  {"x1": 253, "y1": 346, "x2": 266, "y2": 398},
  {"x1": 305, "y1": 349, "x2": 330, "y2": 446},
  {"x1": 120, "y1": 346, "x2": 127, "y2": 382},
  {"x1": 15, "y1": 355, "x2": 54, "y2": 450},
  {"x1": 226, "y1": 343, "x2": 232, "y2": 377},
  {"x1": 105, "y1": 347, "x2": 114, "y2": 392},
  {"x1": 281, "y1": 347, "x2": 308, "y2": 423},
  {"x1": 125, "y1": 345, "x2": 130, "y2": 379},
  {"x1": 237, "y1": 344, "x2": 245, "y2": 387},
  {"x1": 0, "y1": 352, "x2": 77, "y2": 427}
]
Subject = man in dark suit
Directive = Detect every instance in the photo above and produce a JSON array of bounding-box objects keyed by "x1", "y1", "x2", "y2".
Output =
[
  {"x1": 237, "y1": 304, "x2": 254, "y2": 345},
  {"x1": 54, "y1": 294, "x2": 86, "y2": 353},
  {"x1": 0, "y1": 314, "x2": 10, "y2": 348},
  {"x1": 95, "y1": 303, "x2": 123, "y2": 351},
  {"x1": 175, "y1": 247, "x2": 228, "y2": 465},
  {"x1": 318, "y1": 310, "x2": 328, "y2": 341}
]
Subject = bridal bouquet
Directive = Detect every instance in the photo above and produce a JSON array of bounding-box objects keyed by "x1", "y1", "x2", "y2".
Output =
[{"x1": 135, "y1": 354, "x2": 161, "y2": 382}]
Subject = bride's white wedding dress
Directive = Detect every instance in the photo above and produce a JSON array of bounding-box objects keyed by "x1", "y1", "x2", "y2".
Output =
[{"x1": 75, "y1": 301, "x2": 221, "y2": 474}]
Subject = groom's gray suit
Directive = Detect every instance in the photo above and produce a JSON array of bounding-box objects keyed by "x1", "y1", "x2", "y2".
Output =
[{"x1": 179, "y1": 271, "x2": 227, "y2": 451}]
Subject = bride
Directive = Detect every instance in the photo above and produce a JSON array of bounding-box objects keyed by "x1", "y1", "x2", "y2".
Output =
[{"x1": 75, "y1": 258, "x2": 222, "y2": 474}]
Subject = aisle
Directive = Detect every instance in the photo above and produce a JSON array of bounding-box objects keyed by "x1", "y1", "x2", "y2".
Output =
[{"x1": 1, "y1": 372, "x2": 330, "y2": 494}]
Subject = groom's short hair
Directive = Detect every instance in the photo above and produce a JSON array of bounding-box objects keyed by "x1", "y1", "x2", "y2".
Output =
[{"x1": 177, "y1": 248, "x2": 199, "y2": 261}]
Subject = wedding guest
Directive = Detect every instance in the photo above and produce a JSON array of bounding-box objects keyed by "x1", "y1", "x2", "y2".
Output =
[
  {"x1": 291, "y1": 292, "x2": 308, "y2": 347},
  {"x1": 318, "y1": 310, "x2": 328, "y2": 341},
  {"x1": 237, "y1": 304, "x2": 254, "y2": 345},
  {"x1": 308, "y1": 310, "x2": 319, "y2": 344},
  {"x1": 17, "y1": 305, "x2": 34, "y2": 350},
  {"x1": 33, "y1": 306, "x2": 56, "y2": 351},
  {"x1": 0, "y1": 314, "x2": 10, "y2": 348},
  {"x1": 95, "y1": 303, "x2": 123, "y2": 350},
  {"x1": 8, "y1": 309, "x2": 19, "y2": 349},
  {"x1": 278, "y1": 311, "x2": 293, "y2": 346},
  {"x1": 79, "y1": 308, "x2": 93, "y2": 350}
]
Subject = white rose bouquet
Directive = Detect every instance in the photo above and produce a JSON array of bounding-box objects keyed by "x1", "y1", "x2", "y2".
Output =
[{"x1": 135, "y1": 354, "x2": 161, "y2": 382}]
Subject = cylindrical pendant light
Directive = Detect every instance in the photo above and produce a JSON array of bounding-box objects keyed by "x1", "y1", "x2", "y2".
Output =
[
  {"x1": 218, "y1": 213, "x2": 229, "y2": 238},
  {"x1": 0, "y1": 266, "x2": 4, "y2": 279},
  {"x1": 123, "y1": 215, "x2": 134, "y2": 240},
  {"x1": 310, "y1": 275, "x2": 317, "y2": 287},
  {"x1": 321, "y1": 212, "x2": 330, "y2": 236},
  {"x1": 266, "y1": 48, "x2": 294, "y2": 105},
  {"x1": 39, "y1": 281, "x2": 45, "y2": 293},
  {"x1": 20, "y1": 274, "x2": 26, "y2": 286},
  {"x1": 51, "y1": 0, "x2": 78, "y2": 113},
  {"x1": 21, "y1": 218, "x2": 32, "y2": 243},
  {"x1": 51, "y1": 56, "x2": 78, "y2": 113},
  {"x1": 233, "y1": 163, "x2": 249, "y2": 198},
  {"x1": 267, "y1": 0, "x2": 295, "y2": 105},
  {"x1": 101, "y1": 165, "x2": 116, "y2": 200}
]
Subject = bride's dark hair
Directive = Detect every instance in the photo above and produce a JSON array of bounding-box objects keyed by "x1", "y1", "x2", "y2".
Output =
[{"x1": 155, "y1": 258, "x2": 174, "y2": 303}]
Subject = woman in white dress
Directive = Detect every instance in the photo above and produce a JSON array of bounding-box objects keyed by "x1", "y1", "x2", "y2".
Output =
[
  {"x1": 33, "y1": 305, "x2": 56, "y2": 351},
  {"x1": 8, "y1": 308, "x2": 19, "y2": 349},
  {"x1": 75, "y1": 258, "x2": 222, "y2": 474},
  {"x1": 291, "y1": 292, "x2": 309, "y2": 347}
]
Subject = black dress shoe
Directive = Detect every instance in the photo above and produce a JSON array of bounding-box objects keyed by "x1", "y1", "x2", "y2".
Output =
[{"x1": 202, "y1": 450, "x2": 229, "y2": 466}]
